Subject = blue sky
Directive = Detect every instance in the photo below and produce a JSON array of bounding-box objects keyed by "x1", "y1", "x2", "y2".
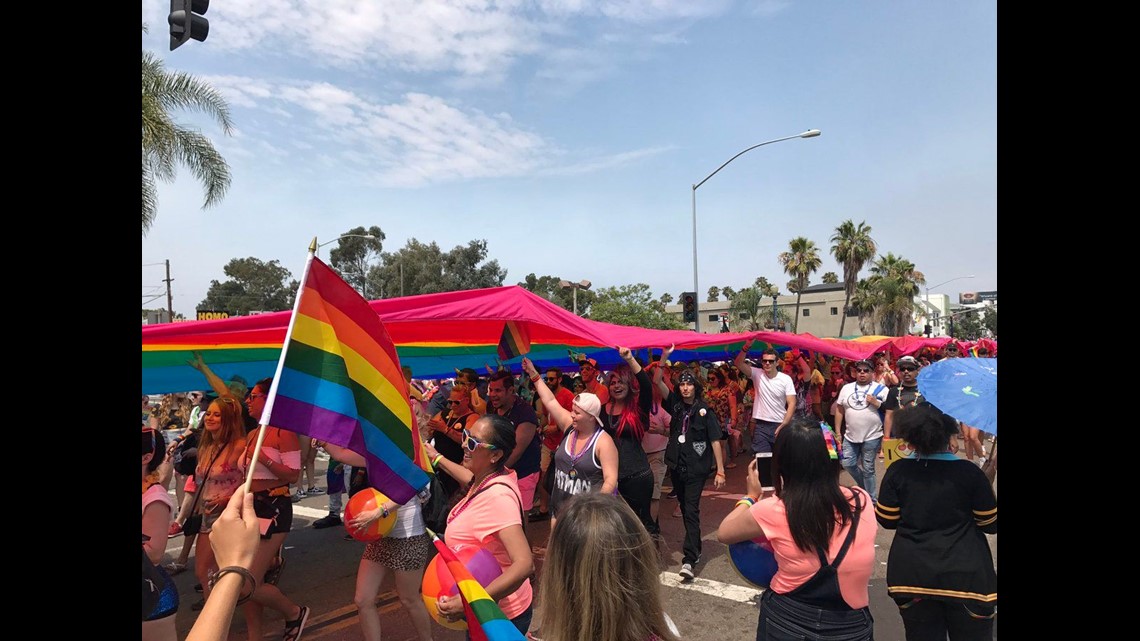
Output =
[{"x1": 141, "y1": 0, "x2": 996, "y2": 319}]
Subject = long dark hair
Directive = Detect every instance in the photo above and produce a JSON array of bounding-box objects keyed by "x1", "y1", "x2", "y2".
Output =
[
  {"x1": 772, "y1": 418, "x2": 854, "y2": 553},
  {"x1": 479, "y1": 413, "x2": 518, "y2": 471}
]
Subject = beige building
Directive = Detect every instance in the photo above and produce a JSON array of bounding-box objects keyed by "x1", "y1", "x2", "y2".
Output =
[{"x1": 665, "y1": 283, "x2": 869, "y2": 338}]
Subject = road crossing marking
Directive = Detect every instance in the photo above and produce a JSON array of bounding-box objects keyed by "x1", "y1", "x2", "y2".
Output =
[{"x1": 659, "y1": 571, "x2": 764, "y2": 604}]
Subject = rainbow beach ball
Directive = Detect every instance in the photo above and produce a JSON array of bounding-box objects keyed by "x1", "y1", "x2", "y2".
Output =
[{"x1": 343, "y1": 488, "x2": 397, "y2": 542}]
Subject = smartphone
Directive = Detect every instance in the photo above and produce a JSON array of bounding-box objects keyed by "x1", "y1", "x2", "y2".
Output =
[{"x1": 755, "y1": 452, "x2": 774, "y2": 491}]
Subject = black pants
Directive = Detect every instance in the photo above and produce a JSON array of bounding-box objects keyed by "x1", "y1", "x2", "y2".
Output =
[
  {"x1": 896, "y1": 598, "x2": 995, "y2": 641},
  {"x1": 673, "y1": 467, "x2": 706, "y2": 565},
  {"x1": 618, "y1": 469, "x2": 657, "y2": 535}
]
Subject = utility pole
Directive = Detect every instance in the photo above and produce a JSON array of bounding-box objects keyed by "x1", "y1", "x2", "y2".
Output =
[{"x1": 165, "y1": 259, "x2": 175, "y2": 322}]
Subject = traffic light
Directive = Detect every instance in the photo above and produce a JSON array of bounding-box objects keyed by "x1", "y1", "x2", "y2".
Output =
[
  {"x1": 169, "y1": 0, "x2": 210, "y2": 51},
  {"x1": 923, "y1": 324, "x2": 932, "y2": 336},
  {"x1": 681, "y1": 292, "x2": 697, "y2": 323}
]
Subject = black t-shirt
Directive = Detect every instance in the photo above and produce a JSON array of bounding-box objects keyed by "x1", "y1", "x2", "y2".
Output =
[
  {"x1": 882, "y1": 385, "x2": 925, "y2": 413},
  {"x1": 600, "y1": 369, "x2": 653, "y2": 478}
]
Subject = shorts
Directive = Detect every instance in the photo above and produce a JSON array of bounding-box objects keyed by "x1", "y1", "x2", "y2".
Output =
[
  {"x1": 363, "y1": 532, "x2": 432, "y2": 572},
  {"x1": 645, "y1": 450, "x2": 667, "y2": 499},
  {"x1": 184, "y1": 475, "x2": 197, "y2": 493},
  {"x1": 253, "y1": 492, "x2": 294, "y2": 539},
  {"x1": 517, "y1": 471, "x2": 539, "y2": 511},
  {"x1": 540, "y1": 445, "x2": 555, "y2": 473}
]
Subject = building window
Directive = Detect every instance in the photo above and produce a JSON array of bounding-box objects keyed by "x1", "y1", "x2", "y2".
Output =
[
  {"x1": 708, "y1": 314, "x2": 719, "y2": 322},
  {"x1": 846, "y1": 308, "x2": 859, "y2": 317},
  {"x1": 830, "y1": 307, "x2": 838, "y2": 315},
  {"x1": 802, "y1": 309, "x2": 810, "y2": 317}
]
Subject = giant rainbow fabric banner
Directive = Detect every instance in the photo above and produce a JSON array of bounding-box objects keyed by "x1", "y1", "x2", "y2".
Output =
[
  {"x1": 264, "y1": 256, "x2": 431, "y2": 504},
  {"x1": 143, "y1": 285, "x2": 973, "y2": 394},
  {"x1": 427, "y1": 531, "x2": 526, "y2": 641}
]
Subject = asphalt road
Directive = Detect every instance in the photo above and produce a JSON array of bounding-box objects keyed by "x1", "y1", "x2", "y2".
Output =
[{"x1": 162, "y1": 446, "x2": 997, "y2": 641}]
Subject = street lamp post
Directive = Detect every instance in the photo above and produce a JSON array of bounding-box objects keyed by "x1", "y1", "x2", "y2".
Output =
[
  {"x1": 691, "y1": 130, "x2": 821, "y2": 332},
  {"x1": 559, "y1": 279, "x2": 592, "y2": 315},
  {"x1": 925, "y1": 275, "x2": 975, "y2": 336},
  {"x1": 314, "y1": 233, "x2": 378, "y2": 254}
]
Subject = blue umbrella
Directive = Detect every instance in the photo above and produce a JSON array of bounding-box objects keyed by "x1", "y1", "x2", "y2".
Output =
[{"x1": 916, "y1": 357, "x2": 997, "y2": 434}]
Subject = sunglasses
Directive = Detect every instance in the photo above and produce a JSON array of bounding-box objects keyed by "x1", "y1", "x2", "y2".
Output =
[
  {"x1": 545, "y1": 377, "x2": 559, "y2": 382},
  {"x1": 761, "y1": 359, "x2": 777, "y2": 364},
  {"x1": 855, "y1": 368, "x2": 872, "y2": 373},
  {"x1": 248, "y1": 392, "x2": 265, "y2": 399},
  {"x1": 898, "y1": 366, "x2": 917, "y2": 372},
  {"x1": 461, "y1": 428, "x2": 497, "y2": 452},
  {"x1": 446, "y1": 400, "x2": 462, "y2": 405}
]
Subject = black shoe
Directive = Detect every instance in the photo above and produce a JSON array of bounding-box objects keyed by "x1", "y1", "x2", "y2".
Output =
[
  {"x1": 312, "y1": 514, "x2": 343, "y2": 529},
  {"x1": 194, "y1": 583, "x2": 203, "y2": 593},
  {"x1": 283, "y1": 606, "x2": 310, "y2": 641},
  {"x1": 191, "y1": 598, "x2": 205, "y2": 611},
  {"x1": 665, "y1": 488, "x2": 678, "y2": 499},
  {"x1": 264, "y1": 555, "x2": 286, "y2": 585},
  {"x1": 527, "y1": 509, "x2": 550, "y2": 522},
  {"x1": 343, "y1": 533, "x2": 355, "y2": 541}
]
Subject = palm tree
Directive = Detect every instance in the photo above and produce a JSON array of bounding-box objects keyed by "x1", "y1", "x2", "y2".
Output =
[
  {"x1": 728, "y1": 287, "x2": 764, "y2": 331},
  {"x1": 822, "y1": 272, "x2": 839, "y2": 284},
  {"x1": 830, "y1": 220, "x2": 877, "y2": 338},
  {"x1": 778, "y1": 236, "x2": 822, "y2": 333},
  {"x1": 142, "y1": 48, "x2": 234, "y2": 235},
  {"x1": 867, "y1": 253, "x2": 926, "y2": 335}
]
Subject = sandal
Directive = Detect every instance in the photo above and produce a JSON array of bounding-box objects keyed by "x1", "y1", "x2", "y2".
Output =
[
  {"x1": 283, "y1": 606, "x2": 310, "y2": 641},
  {"x1": 164, "y1": 562, "x2": 187, "y2": 575},
  {"x1": 725, "y1": 462, "x2": 738, "y2": 469}
]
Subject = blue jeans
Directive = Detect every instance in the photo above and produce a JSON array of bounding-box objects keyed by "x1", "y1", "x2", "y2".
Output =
[
  {"x1": 841, "y1": 437, "x2": 881, "y2": 502},
  {"x1": 465, "y1": 604, "x2": 532, "y2": 639}
]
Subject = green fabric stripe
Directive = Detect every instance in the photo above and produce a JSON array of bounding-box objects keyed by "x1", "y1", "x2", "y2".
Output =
[
  {"x1": 141, "y1": 347, "x2": 282, "y2": 368},
  {"x1": 284, "y1": 341, "x2": 413, "y2": 452}
]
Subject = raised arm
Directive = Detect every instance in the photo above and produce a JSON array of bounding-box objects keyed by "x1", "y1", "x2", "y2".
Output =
[
  {"x1": 187, "y1": 351, "x2": 232, "y2": 399},
  {"x1": 735, "y1": 339, "x2": 754, "y2": 378},
  {"x1": 522, "y1": 357, "x2": 573, "y2": 431},
  {"x1": 618, "y1": 347, "x2": 653, "y2": 414}
]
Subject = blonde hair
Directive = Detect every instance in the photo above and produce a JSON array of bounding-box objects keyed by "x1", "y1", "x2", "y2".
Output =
[
  {"x1": 196, "y1": 397, "x2": 246, "y2": 474},
  {"x1": 538, "y1": 493, "x2": 678, "y2": 641}
]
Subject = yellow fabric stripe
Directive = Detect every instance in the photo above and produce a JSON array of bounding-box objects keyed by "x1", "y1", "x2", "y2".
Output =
[
  {"x1": 290, "y1": 314, "x2": 412, "y2": 425},
  {"x1": 876, "y1": 503, "x2": 900, "y2": 513},
  {"x1": 973, "y1": 506, "x2": 997, "y2": 516},
  {"x1": 888, "y1": 586, "x2": 997, "y2": 602},
  {"x1": 975, "y1": 515, "x2": 997, "y2": 527},
  {"x1": 875, "y1": 509, "x2": 900, "y2": 521}
]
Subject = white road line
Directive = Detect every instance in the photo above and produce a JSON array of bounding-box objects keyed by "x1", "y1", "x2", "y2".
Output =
[{"x1": 659, "y1": 571, "x2": 764, "y2": 603}]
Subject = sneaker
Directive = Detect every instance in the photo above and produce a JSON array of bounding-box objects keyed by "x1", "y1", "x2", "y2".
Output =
[
  {"x1": 526, "y1": 508, "x2": 550, "y2": 522},
  {"x1": 343, "y1": 533, "x2": 355, "y2": 541},
  {"x1": 194, "y1": 583, "x2": 203, "y2": 593},
  {"x1": 306, "y1": 486, "x2": 325, "y2": 495},
  {"x1": 312, "y1": 514, "x2": 343, "y2": 529},
  {"x1": 264, "y1": 554, "x2": 286, "y2": 585},
  {"x1": 679, "y1": 563, "x2": 694, "y2": 582},
  {"x1": 282, "y1": 605, "x2": 310, "y2": 641},
  {"x1": 665, "y1": 488, "x2": 678, "y2": 499},
  {"x1": 292, "y1": 489, "x2": 306, "y2": 502},
  {"x1": 167, "y1": 522, "x2": 183, "y2": 538}
]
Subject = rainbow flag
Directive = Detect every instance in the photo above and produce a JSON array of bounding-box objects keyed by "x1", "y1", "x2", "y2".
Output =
[
  {"x1": 428, "y1": 531, "x2": 526, "y2": 641},
  {"x1": 496, "y1": 321, "x2": 530, "y2": 361},
  {"x1": 265, "y1": 256, "x2": 431, "y2": 504}
]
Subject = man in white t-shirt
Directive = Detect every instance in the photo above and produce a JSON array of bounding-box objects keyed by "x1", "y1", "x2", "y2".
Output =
[
  {"x1": 734, "y1": 342, "x2": 797, "y2": 455},
  {"x1": 833, "y1": 359, "x2": 889, "y2": 502}
]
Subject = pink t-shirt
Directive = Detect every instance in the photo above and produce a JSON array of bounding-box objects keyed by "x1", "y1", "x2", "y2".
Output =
[
  {"x1": 749, "y1": 486, "x2": 876, "y2": 609},
  {"x1": 443, "y1": 469, "x2": 531, "y2": 619}
]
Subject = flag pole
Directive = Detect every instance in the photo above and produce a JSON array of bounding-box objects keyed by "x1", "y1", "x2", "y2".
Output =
[{"x1": 243, "y1": 237, "x2": 319, "y2": 493}]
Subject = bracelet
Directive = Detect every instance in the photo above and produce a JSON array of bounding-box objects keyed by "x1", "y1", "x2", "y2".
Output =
[
  {"x1": 529, "y1": 375, "x2": 540, "y2": 383},
  {"x1": 735, "y1": 497, "x2": 756, "y2": 509},
  {"x1": 209, "y1": 566, "x2": 257, "y2": 604},
  {"x1": 431, "y1": 454, "x2": 444, "y2": 468},
  {"x1": 715, "y1": 471, "x2": 726, "y2": 477}
]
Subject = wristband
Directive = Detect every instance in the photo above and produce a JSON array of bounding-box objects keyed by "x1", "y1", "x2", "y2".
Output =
[
  {"x1": 715, "y1": 471, "x2": 726, "y2": 477},
  {"x1": 431, "y1": 454, "x2": 444, "y2": 468},
  {"x1": 209, "y1": 566, "x2": 257, "y2": 604},
  {"x1": 529, "y1": 375, "x2": 540, "y2": 383},
  {"x1": 736, "y1": 497, "x2": 756, "y2": 509}
]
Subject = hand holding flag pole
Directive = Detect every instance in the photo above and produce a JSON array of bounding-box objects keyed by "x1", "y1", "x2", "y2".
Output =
[{"x1": 424, "y1": 528, "x2": 526, "y2": 641}]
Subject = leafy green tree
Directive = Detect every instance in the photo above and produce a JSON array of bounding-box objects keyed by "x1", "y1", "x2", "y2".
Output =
[
  {"x1": 983, "y1": 307, "x2": 997, "y2": 337},
  {"x1": 142, "y1": 46, "x2": 233, "y2": 235},
  {"x1": 518, "y1": 274, "x2": 597, "y2": 314},
  {"x1": 830, "y1": 220, "x2": 877, "y2": 338},
  {"x1": 370, "y1": 239, "x2": 506, "y2": 298},
  {"x1": 848, "y1": 279, "x2": 878, "y2": 336},
  {"x1": 867, "y1": 253, "x2": 926, "y2": 336},
  {"x1": 328, "y1": 226, "x2": 385, "y2": 298},
  {"x1": 707, "y1": 286, "x2": 720, "y2": 303},
  {"x1": 822, "y1": 272, "x2": 839, "y2": 284},
  {"x1": 779, "y1": 236, "x2": 822, "y2": 332},
  {"x1": 728, "y1": 287, "x2": 764, "y2": 331},
  {"x1": 951, "y1": 309, "x2": 985, "y2": 340},
  {"x1": 198, "y1": 258, "x2": 298, "y2": 314},
  {"x1": 590, "y1": 284, "x2": 685, "y2": 330},
  {"x1": 721, "y1": 286, "x2": 736, "y2": 301},
  {"x1": 659, "y1": 292, "x2": 674, "y2": 306}
]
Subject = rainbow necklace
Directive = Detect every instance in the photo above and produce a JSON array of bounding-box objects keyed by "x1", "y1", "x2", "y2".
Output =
[{"x1": 447, "y1": 469, "x2": 505, "y2": 524}]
